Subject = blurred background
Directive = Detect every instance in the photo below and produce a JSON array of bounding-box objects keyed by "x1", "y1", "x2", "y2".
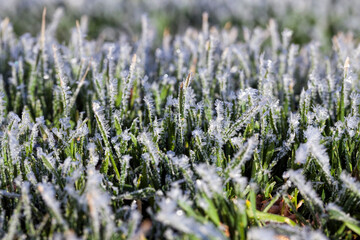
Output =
[{"x1": 0, "y1": 0, "x2": 360, "y2": 50}]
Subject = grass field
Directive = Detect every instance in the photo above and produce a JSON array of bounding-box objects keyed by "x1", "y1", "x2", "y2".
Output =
[{"x1": 0, "y1": 1, "x2": 360, "y2": 239}]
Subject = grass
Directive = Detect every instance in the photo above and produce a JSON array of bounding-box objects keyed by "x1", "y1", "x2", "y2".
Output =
[{"x1": 0, "y1": 4, "x2": 360, "y2": 240}]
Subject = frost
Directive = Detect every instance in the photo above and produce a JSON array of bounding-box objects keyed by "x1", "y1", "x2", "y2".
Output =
[
  {"x1": 345, "y1": 116, "x2": 359, "y2": 137},
  {"x1": 295, "y1": 126, "x2": 331, "y2": 181},
  {"x1": 340, "y1": 171, "x2": 360, "y2": 198},
  {"x1": 156, "y1": 198, "x2": 225, "y2": 239},
  {"x1": 248, "y1": 227, "x2": 276, "y2": 240},
  {"x1": 53, "y1": 45, "x2": 71, "y2": 117},
  {"x1": 284, "y1": 170, "x2": 324, "y2": 211},
  {"x1": 1, "y1": 4, "x2": 360, "y2": 239},
  {"x1": 249, "y1": 224, "x2": 328, "y2": 240},
  {"x1": 195, "y1": 164, "x2": 223, "y2": 197},
  {"x1": 327, "y1": 203, "x2": 359, "y2": 225},
  {"x1": 295, "y1": 144, "x2": 308, "y2": 164},
  {"x1": 38, "y1": 183, "x2": 68, "y2": 228},
  {"x1": 314, "y1": 105, "x2": 329, "y2": 123},
  {"x1": 85, "y1": 168, "x2": 115, "y2": 239},
  {"x1": 139, "y1": 131, "x2": 160, "y2": 166}
]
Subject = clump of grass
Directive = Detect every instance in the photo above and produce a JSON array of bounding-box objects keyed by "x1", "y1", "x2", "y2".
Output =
[{"x1": 0, "y1": 7, "x2": 360, "y2": 240}]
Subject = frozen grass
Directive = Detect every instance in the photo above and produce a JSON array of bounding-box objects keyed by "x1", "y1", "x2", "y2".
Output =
[{"x1": 0, "y1": 4, "x2": 360, "y2": 240}]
